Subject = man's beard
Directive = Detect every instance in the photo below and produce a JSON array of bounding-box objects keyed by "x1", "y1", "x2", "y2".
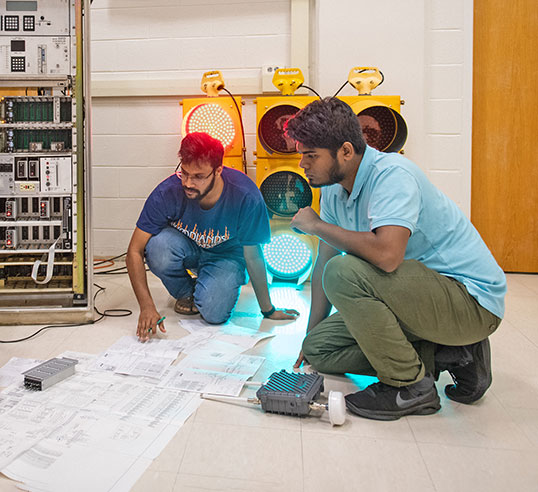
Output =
[
  {"x1": 309, "y1": 157, "x2": 345, "y2": 188},
  {"x1": 184, "y1": 172, "x2": 216, "y2": 201}
]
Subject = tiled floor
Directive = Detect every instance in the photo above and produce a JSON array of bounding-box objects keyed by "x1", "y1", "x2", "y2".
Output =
[{"x1": 1, "y1": 271, "x2": 538, "y2": 491}]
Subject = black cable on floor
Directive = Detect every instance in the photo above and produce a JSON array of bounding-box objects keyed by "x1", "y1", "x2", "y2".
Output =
[{"x1": 0, "y1": 283, "x2": 132, "y2": 344}]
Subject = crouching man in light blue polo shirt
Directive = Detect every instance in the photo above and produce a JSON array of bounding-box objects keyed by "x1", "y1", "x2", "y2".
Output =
[{"x1": 285, "y1": 97, "x2": 506, "y2": 421}]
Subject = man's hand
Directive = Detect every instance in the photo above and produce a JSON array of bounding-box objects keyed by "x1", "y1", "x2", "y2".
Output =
[
  {"x1": 136, "y1": 307, "x2": 166, "y2": 342},
  {"x1": 290, "y1": 206, "x2": 322, "y2": 235},
  {"x1": 267, "y1": 308, "x2": 300, "y2": 320},
  {"x1": 294, "y1": 350, "x2": 306, "y2": 369}
]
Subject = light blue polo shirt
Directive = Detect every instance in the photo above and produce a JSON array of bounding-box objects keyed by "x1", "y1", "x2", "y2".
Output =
[{"x1": 320, "y1": 145, "x2": 506, "y2": 318}]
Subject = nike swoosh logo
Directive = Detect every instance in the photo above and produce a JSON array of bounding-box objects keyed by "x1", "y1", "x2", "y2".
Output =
[{"x1": 395, "y1": 391, "x2": 420, "y2": 409}]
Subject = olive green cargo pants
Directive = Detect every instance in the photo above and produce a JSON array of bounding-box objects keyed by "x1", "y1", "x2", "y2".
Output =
[{"x1": 302, "y1": 256, "x2": 501, "y2": 387}]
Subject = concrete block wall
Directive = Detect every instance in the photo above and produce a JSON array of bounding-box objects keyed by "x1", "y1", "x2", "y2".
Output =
[
  {"x1": 425, "y1": 0, "x2": 473, "y2": 213},
  {"x1": 90, "y1": 0, "x2": 290, "y2": 256}
]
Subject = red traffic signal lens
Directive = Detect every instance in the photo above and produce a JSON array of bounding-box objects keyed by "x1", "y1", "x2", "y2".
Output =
[
  {"x1": 258, "y1": 104, "x2": 299, "y2": 154},
  {"x1": 357, "y1": 105, "x2": 407, "y2": 152}
]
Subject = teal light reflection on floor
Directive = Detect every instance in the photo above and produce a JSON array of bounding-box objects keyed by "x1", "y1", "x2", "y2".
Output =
[{"x1": 345, "y1": 373, "x2": 379, "y2": 391}]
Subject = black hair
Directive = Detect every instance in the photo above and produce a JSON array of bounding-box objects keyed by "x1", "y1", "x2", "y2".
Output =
[{"x1": 285, "y1": 97, "x2": 366, "y2": 156}]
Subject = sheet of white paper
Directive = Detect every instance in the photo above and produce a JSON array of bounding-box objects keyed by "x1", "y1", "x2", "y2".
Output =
[
  {"x1": 109, "y1": 455, "x2": 153, "y2": 492},
  {"x1": 0, "y1": 323, "x2": 271, "y2": 490},
  {"x1": 185, "y1": 338, "x2": 246, "y2": 360},
  {"x1": 180, "y1": 319, "x2": 274, "y2": 352},
  {"x1": 178, "y1": 353, "x2": 265, "y2": 378},
  {"x1": 114, "y1": 354, "x2": 175, "y2": 380},
  {"x1": 214, "y1": 331, "x2": 274, "y2": 350},
  {"x1": 3, "y1": 440, "x2": 143, "y2": 492},
  {"x1": 87, "y1": 351, "x2": 129, "y2": 373},
  {"x1": 177, "y1": 329, "x2": 220, "y2": 354},
  {"x1": 159, "y1": 365, "x2": 250, "y2": 397},
  {"x1": 56, "y1": 351, "x2": 96, "y2": 372},
  {"x1": 1, "y1": 371, "x2": 200, "y2": 491},
  {"x1": 107, "y1": 335, "x2": 184, "y2": 360},
  {"x1": 179, "y1": 318, "x2": 221, "y2": 334},
  {"x1": 0, "y1": 357, "x2": 42, "y2": 388}
]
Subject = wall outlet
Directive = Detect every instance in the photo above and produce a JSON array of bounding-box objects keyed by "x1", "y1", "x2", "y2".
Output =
[{"x1": 262, "y1": 65, "x2": 280, "y2": 93}]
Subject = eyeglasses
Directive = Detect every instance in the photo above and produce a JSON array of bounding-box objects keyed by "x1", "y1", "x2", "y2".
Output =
[{"x1": 175, "y1": 164, "x2": 215, "y2": 185}]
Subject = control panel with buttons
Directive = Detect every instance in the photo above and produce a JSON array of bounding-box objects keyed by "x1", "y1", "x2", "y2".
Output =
[
  {"x1": 3, "y1": 15, "x2": 19, "y2": 31},
  {"x1": 0, "y1": 2, "x2": 70, "y2": 36}
]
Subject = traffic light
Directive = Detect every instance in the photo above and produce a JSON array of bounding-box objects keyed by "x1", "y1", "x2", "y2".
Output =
[
  {"x1": 254, "y1": 68, "x2": 319, "y2": 284},
  {"x1": 255, "y1": 69, "x2": 319, "y2": 215},
  {"x1": 338, "y1": 67, "x2": 407, "y2": 152},
  {"x1": 181, "y1": 71, "x2": 245, "y2": 171}
]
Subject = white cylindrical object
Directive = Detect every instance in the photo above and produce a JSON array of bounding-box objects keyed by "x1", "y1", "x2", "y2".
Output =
[{"x1": 328, "y1": 391, "x2": 346, "y2": 426}]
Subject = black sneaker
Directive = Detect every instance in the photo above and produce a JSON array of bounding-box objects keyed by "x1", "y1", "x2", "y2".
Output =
[
  {"x1": 443, "y1": 338, "x2": 492, "y2": 404},
  {"x1": 344, "y1": 374, "x2": 441, "y2": 421}
]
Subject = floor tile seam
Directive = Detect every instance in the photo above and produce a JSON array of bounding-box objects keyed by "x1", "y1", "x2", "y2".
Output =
[
  {"x1": 505, "y1": 291, "x2": 538, "y2": 298},
  {"x1": 299, "y1": 419, "x2": 305, "y2": 492},
  {"x1": 192, "y1": 421, "x2": 301, "y2": 433},
  {"x1": 300, "y1": 427, "x2": 419, "y2": 445},
  {"x1": 488, "y1": 389, "x2": 538, "y2": 450},
  {"x1": 508, "y1": 326, "x2": 538, "y2": 350},
  {"x1": 488, "y1": 397, "x2": 538, "y2": 411},
  {"x1": 413, "y1": 433, "x2": 440, "y2": 492},
  {"x1": 193, "y1": 403, "x2": 299, "y2": 431},
  {"x1": 493, "y1": 318, "x2": 538, "y2": 349},
  {"x1": 188, "y1": 415, "x2": 300, "y2": 434},
  {"x1": 505, "y1": 278, "x2": 538, "y2": 293},
  {"x1": 414, "y1": 439, "x2": 538, "y2": 453},
  {"x1": 496, "y1": 402, "x2": 538, "y2": 412},
  {"x1": 174, "y1": 471, "x2": 295, "y2": 488},
  {"x1": 170, "y1": 469, "x2": 181, "y2": 492},
  {"x1": 174, "y1": 417, "x2": 198, "y2": 477}
]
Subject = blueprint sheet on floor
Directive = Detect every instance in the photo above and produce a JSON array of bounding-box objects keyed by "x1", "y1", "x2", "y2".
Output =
[{"x1": 0, "y1": 370, "x2": 202, "y2": 492}]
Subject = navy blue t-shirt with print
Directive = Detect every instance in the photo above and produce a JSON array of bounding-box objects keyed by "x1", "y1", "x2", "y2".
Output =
[{"x1": 136, "y1": 167, "x2": 271, "y2": 261}]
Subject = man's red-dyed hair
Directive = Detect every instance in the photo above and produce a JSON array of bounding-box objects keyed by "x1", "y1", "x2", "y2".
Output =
[{"x1": 178, "y1": 132, "x2": 224, "y2": 170}]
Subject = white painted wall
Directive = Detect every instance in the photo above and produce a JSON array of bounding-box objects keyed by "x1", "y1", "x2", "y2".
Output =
[
  {"x1": 315, "y1": 0, "x2": 471, "y2": 212},
  {"x1": 90, "y1": 0, "x2": 473, "y2": 256}
]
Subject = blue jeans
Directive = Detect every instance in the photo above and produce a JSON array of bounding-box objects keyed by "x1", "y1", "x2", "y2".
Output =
[{"x1": 145, "y1": 227, "x2": 247, "y2": 324}]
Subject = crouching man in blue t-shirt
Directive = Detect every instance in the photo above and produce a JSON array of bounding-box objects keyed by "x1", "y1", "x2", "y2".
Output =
[
  {"x1": 126, "y1": 132, "x2": 299, "y2": 341},
  {"x1": 285, "y1": 97, "x2": 506, "y2": 421}
]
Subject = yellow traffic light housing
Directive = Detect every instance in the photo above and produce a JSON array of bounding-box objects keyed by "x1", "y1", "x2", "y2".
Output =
[
  {"x1": 254, "y1": 68, "x2": 320, "y2": 283},
  {"x1": 254, "y1": 95, "x2": 320, "y2": 215},
  {"x1": 255, "y1": 95, "x2": 316, "y2": 159},
  {"x1": 338, "y1": 66, "x2": 408, "y2": 153},
  {"x1": 338, "y1": 95, "x2": 407, "y2": 153}
]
